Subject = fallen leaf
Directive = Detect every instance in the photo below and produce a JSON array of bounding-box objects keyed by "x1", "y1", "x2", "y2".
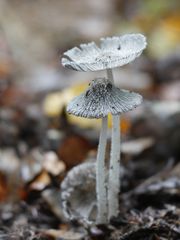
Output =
[
  {"x1": 42, "y1": 189, "x2": 66, "y2": 221},
  {"x1": 58, "y1": 135, "x2": 92, "y2": 169},
  {"x1": 43, "y1": 151, "x2": 66, "y2": 176},
  {"x1": 29, "y1": 171, "x2": 51, "y2": 191},
  {"x1": 121, "y1": 137, "x2": 154, "y2": 155},
  {"x1": 0, "y1": 172, "x2": 8, "y2": 202},
  {"x1": 43, "y1": 82, "x2": 88, "y2": 117},
  {"x1": 45, "y1": 229, "x2": 86, "y2": 240}
]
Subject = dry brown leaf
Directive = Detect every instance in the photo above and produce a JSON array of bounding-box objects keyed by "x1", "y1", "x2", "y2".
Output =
[
  {"x1": 0, "y1": 85, "x2": 29, "y2": 107},
  {"x1": 58, "y1": 135, "x2": 92, "y2": 169},
  {"x1": 0, "y1": 172, "x2": 8, "y2": 202},
  {"x1": 0, "y1": 61, "x2": 11, "y2": 78}
]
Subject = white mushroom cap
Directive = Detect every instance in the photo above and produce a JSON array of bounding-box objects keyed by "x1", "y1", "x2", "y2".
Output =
[
  {"x1": 67, "y1": 78, "x2": 143, "y2": 119},
  {"x1": 61, "y1": 162, "x2": 96, "y2": 223},
  {"x1": 62, "y1": 34, "x2": 147, "y2": 71}
]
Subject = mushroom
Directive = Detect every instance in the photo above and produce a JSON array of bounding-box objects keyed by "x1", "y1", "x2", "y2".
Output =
[
  {"x1": 67, "y1": 78, "x2": 142, "y2": 118},
  {"x1": 61, "y1": 33, "x2": 147, "y2": 223},
  {"x1": 61, "y1": 162, "x2": 96, "y2": 224},
  {"x1": 67, "y1": 78, "x2": 142, "y2": 223},
  {"x1": 62, "y1": 34, "x2": 146, "y2": 72}
]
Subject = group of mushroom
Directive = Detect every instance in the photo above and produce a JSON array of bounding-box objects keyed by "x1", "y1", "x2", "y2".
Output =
[{"x1": 61, "y1": 33, "x2": 147, "y2": 224}]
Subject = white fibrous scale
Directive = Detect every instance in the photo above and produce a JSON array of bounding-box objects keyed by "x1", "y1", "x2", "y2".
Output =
[{"x1": 62, "y1": 34, "x2": 147, "y2": 71}]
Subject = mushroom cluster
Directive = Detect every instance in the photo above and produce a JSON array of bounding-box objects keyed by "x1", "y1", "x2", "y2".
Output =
[{"x1": 61, "y1": 33, "x2": 147, "y2": 224}]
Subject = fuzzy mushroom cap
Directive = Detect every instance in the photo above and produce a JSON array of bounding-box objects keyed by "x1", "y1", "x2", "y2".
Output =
[
  {"x1": 62, "y1": 34, "x2": 147, "y2": 71},
  {"x1": 61, "y1": 162, "x2": 96, "y2": 223},
  {"x1": 67, "y1": 78, "x2": 143, "y2": 119}
]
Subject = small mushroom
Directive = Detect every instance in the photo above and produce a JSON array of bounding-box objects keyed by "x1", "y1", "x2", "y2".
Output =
[
  {"x1": 67, "y1": 78, "x2": 142, "y2": 223},
  {"x1": 61, "y1": 162, "x2": 96, "y2": 224},
  {"x1": 62, "y1": 34, "x2": 146, "y2": 71},
  {"x1": 61, "y1": 33, "x2": 147, "y2": 223},
  {"x1": 67, "y1": 78, "x2": 142, "y2": 118}
]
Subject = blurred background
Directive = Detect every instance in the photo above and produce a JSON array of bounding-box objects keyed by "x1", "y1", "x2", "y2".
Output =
[{"x1": 0, "y1": 0, "x2": 179, "y2": 238}]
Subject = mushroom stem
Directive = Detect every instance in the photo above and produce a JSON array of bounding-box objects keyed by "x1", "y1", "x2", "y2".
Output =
[
  {"x1": 96, "y1": 116, "x2": 108, "y2": 224},
  {"x1": 108, "y1": 114, "x2": 121, "y2": 220},
  {"x1": 107, "y1": 69, "x2": 114, "y2": 84},
  {"x1": 106, "y1": 68, "x2": 121, "y2": 220}
]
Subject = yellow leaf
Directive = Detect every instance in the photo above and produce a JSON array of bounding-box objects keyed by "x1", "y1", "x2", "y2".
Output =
[{"x1": 43, "y1": 81, "x2": 88, "y2": 117}]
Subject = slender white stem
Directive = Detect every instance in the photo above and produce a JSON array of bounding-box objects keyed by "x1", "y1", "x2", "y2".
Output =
[
  {"x1": 108, "y1": 114, "x2": 121, "y2": 220},
  {"x1": 96, "y1": 116, "x2": 108, "y2": 224},
  {"x1": 106, "y1": 69, "x2": 114, "y2": 84},
  {"x1": 106, "y1": 68, "x2": 121, "y2": 220}
]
